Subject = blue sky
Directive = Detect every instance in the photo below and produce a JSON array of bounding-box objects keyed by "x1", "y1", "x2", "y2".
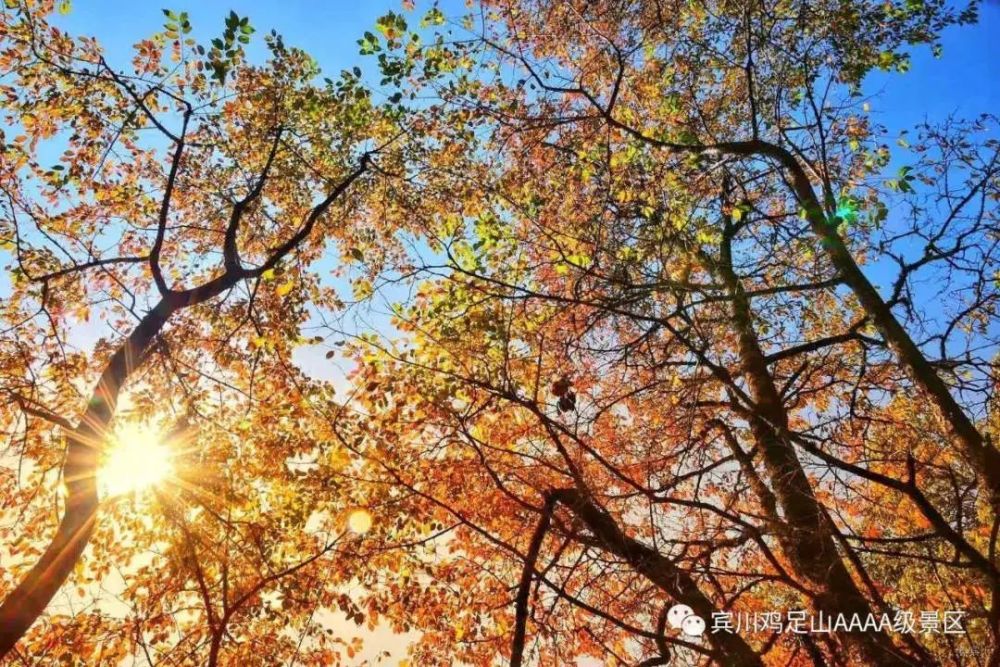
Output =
[
  {"x1": 863, "y1": 2, "x2": 999, "y2": 128},
  {"x1": 53, "y1": 0, "x2": 999, "y2": 132},
  {"x1": 4, "y1": 0, "x2": 990, "y2": 388},
  {"x1": 57, "y1": 0, "x2": 401, "y2": 68},
  {"x1": 54, "y1": 0, "x2": 441, "y2": 105}
]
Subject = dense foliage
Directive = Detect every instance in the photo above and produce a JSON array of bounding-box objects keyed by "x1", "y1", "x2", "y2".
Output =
[{"x1": 1, "y1": 0, "x2": 998, "y2": 665}]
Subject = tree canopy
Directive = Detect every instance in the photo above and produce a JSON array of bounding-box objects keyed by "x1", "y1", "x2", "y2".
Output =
[{"x1": 1, "y1": 0, "x2": 998, "y2": 665}]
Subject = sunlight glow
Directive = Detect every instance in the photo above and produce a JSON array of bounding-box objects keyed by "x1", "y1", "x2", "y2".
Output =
[
  {"x1": 100, "y1": 424, "x2": 173, "y2": 498},
  {"x1": 347, "y1": 509, "x2": 373, "y2": 534}
]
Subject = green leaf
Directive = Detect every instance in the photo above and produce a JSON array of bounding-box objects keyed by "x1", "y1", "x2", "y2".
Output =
[
  {"x1": 421, "y1": 8, "x2": 446, "y2": 28},
  {"x1": 375, "y1": 12, "x2": 407, "y2": 39}
]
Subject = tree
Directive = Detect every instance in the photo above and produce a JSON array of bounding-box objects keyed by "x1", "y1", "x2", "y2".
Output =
[
  {"x1": 2, "y1": 0, "x2": 998, "y2": 665},
  {"x1": 0, "y1": 1, "x2": 411, "y2": 661},
  {"x1": 337, "y1": 0, "x2": 998, "y2": 664}
]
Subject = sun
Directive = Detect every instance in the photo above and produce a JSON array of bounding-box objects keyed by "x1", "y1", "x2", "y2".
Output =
[
  {"x1": 99, "y1": 423, "x2": 173, "y2": 498},
  {"x1": 347, "y1": 508, "x2": 373, "y2": 535}
]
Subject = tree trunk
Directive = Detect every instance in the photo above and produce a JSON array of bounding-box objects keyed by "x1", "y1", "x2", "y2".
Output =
[
  {"x1": 552, "y1": 488, "x2": 764, "y2": 667},
  {"x1": 713, "y1": 235, "x2": 925, "y2": 667},
  {"x1": 725, "y1": 138, "x2": 1000, "y2": 508},
  {"x1": 0, "y1": 297, "x2": 176, "y2": 657}
]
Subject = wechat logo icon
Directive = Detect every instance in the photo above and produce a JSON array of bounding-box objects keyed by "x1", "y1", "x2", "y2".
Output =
[{"x1": 668, "y1": 604, "x2": 707, "y2": 637}]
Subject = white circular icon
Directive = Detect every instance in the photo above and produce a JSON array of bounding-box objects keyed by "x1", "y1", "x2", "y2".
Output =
[
  {"x1": 682, "y1": 614, "x2": 707, "y2": 637},
  {"x1": 667, "y1": 604, "x2": 695, "y2": 629}
]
